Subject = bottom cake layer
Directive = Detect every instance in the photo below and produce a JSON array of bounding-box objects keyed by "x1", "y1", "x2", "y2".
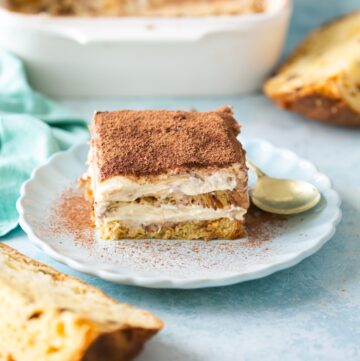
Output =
[{"x1": 99, "y1": 218, "x2": 246, "y2": 241}]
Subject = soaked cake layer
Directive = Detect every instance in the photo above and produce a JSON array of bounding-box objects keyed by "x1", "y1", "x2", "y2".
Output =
[{"x1": 100, "y1": 217, "x2": 246, "y2": 240}]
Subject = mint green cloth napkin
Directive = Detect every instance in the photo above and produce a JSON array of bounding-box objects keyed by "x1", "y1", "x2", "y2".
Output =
[{"x1": 0, "y1": 50, "x2": 89, "y2": 237}]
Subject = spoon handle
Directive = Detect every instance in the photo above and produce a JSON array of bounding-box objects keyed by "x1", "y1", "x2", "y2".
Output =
[{"x1": 246, "y1": 157, "x2": 267, "y2": 178}]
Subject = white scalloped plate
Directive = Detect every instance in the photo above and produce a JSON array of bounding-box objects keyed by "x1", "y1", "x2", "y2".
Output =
[{"x1": 17, "y1": 139, "x2": 341, "y2": 289}]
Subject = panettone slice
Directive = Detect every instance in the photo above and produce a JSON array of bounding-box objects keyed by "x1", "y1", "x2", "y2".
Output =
[
  {"x1": 264, "y1": 11, "x2": 360, "y2": 126},
  {"x1": 0, "y1": 243, "x2": 163, "y2": 361}
]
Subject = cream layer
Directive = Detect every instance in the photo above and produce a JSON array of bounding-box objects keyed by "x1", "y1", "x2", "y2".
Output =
[
  {"x1": 90, "y1": 164, "x2": 247, "y2": 203},
  {"x1": 98, "y1": 204, "x2": 247, "y2": 227}
]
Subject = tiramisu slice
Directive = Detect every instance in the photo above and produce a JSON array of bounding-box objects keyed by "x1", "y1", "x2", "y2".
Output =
[
  {"x1": 6, "y1": 0, "x2": 266, "y2": 16},
  {"x1": 83, "y1": 107, "x2": 249, "y2": 240}
]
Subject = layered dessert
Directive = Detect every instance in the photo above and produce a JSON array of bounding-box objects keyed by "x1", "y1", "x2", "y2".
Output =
[
  {"x1": 82, "y1": 107, "x2": 249, "y2": 240},
  {"x1": 4, "y1": 0, "x2": 266, "y2": 16}
]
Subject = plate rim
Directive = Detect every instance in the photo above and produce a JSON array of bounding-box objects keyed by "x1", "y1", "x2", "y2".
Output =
[{"x1": 16, "y1": 139, "x2": 342, "y2": 289}]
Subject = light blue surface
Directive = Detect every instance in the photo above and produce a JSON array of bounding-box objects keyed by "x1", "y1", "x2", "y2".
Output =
[{"x1": 3, "y1": 1, "x2": 360, "y2": 360}]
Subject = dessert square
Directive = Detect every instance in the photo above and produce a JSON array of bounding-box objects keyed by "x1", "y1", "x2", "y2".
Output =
[
  {"x1": 6, "y1": 0, "x2": 266, "y2": 16},
  {"x1": 83, "y1": 106, "x2": 249, "y2": 240}
]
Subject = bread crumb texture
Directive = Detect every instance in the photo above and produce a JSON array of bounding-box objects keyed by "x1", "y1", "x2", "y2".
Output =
[
  {"x1": 264, "y1": 11, "x2": 360, "y2": 126},
  {"x1": 0, "y1": 243, "x2": 163, "y2": 361}
]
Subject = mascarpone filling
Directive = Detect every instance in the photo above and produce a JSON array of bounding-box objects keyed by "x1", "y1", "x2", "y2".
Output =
[
  {"x1": 98, "y1": 204, "x2": 246, "y2": 227},
  {"x1": 92, "y1": 164, "x2": 246, "y2": 202}
]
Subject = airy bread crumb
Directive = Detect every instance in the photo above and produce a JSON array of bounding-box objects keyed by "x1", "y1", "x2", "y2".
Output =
[
  {"x1": 264, "y1": 11, "x2": 360, "y2": 126},
  {"x1": 0, "y1": 243, "x2": 163, "y2": 361}
]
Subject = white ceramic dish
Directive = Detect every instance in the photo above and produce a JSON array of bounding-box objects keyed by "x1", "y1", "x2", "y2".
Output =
[
  {"x1": 17, "y1": 138, "x2": 341, "y2": 289},
  {"x1": 0, "y1": 0, "x2": 291, "y2": 97}
]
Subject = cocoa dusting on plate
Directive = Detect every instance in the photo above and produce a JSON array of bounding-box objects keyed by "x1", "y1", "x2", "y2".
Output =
[
  {"x1": 245, "y1": 205, "x2": 287, "y2": 247},
  {"x1": 40, "y1": 187, "x2": 289, "y2": 274},
  {"x1": 49, "y1": 187, "x2": 94, "y2": 248}
]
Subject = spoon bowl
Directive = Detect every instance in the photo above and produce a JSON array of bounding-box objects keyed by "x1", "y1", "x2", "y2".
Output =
[{"x1": 247, "y1": 159, "x2": 321, "y2": 215}]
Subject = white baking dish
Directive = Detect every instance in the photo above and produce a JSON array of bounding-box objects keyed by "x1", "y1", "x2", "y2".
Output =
[{"x1": 0, "y1": 0, "x2": 291, "y2": 97}]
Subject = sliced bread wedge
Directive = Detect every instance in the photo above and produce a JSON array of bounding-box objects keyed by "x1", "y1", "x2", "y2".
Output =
[
  {"x1": 264, "y1": 11, "x2": 360, "y2": 126},
  {"x1": 0, "y1": 243, "x2": 163, "y2": 361}
]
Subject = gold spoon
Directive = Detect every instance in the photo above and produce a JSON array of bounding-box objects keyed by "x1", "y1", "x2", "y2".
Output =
[{"x1": 246, "y1": 158, "x2": 321, "y2": 215}]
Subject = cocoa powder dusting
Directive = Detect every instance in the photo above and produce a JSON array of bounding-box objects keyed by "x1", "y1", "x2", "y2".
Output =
[
  {"x1": 91, "y1": 106, "x2": 246, "y2": 180},
  {"x1": 245, "y1": 205, "x2": 287, "y2": 247},
  {"x1": 49, "y1": 187, "x2": 94, "y2": 248}
]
